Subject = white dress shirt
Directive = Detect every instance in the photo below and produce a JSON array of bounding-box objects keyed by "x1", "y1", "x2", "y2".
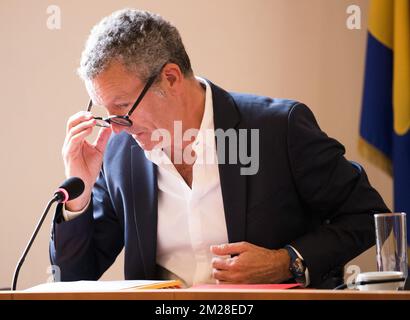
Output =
[{"x1": 144, "y1": 77, "x2": 229, "y2": 287}]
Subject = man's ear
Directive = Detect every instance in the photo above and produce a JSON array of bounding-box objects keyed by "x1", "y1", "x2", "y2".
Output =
[{"x1": 162, "y1": 63, "x2": 183, "y2": 91}]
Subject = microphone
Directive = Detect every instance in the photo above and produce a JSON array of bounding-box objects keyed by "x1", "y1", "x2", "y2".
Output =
[
  {"x1": 11, "y1": 177, "x2": 85, "y2": 290},
  {"x1": 53, "y1": 177, "x2": 85, "y2": 203}
]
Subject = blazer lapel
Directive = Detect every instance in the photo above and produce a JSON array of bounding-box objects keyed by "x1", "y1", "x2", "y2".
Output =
[
  {"x1": 210, "y1": 81, "x2": 247, "y2": 243},
  {"x1": 130, "y1": 145, "x2": 158, "y2": 279}
]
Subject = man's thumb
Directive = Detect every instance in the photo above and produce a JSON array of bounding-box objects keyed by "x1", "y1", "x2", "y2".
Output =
[{"x1": 94, "y1": 126, "x2": 112, "y2": 154}]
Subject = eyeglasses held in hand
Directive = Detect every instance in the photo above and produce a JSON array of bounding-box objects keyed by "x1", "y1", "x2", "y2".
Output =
[{"x1": 86, "y1": 63, "x2": 166, "y2": 128}]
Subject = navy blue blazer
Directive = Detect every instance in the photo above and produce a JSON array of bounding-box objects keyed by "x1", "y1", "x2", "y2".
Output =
[{"x1": 50, "y1": 81, "x2": 388, "y2": 288}]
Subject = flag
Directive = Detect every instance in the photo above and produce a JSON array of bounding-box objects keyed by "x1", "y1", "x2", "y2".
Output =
[{"x1": 359, "y1": 0, "x2": 410, "y2": 251}]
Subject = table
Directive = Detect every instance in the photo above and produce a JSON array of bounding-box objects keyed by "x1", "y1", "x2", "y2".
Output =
[{"x1": 1, "y1": 289, "x2": 409, "y2": 300}]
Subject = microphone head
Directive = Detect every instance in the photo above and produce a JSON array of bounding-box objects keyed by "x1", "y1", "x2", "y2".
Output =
[{"x1": 54, "y1": 177, "x2": 85, "y2": 203}]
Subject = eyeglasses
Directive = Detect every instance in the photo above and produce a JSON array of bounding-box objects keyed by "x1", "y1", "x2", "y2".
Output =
[{"x1": 86, "y1": 64, "x2": 166, "y2": 128}]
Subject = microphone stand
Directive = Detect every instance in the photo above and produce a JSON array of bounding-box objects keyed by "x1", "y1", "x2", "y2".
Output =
[{"x1": 11, "y1": 195, "x2": 59, "y2": 291}]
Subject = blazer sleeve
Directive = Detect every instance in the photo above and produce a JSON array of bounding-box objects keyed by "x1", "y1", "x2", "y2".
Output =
[
  {"x1": 286, "y1": 103, "x2": 389, "y2": 287},
  {"x1": 49, "y1": 167, "x2": 124, "y2": 281}
]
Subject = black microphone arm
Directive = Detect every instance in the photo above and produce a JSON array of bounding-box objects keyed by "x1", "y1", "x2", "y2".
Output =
[
  {"x1": 11, "y1": 177, "x2": 85, "y2": 290},
  {"x1": 11, "y1": 195, "x2": 59, "y2": 291}
]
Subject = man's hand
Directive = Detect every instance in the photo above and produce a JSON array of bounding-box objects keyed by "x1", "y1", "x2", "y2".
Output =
[
  {"x1": 62, "y1": 111, "x2": 112, "y2": 211},
  {"x1": 210, "y1": 241, "x2": 292, "y2": 284}
]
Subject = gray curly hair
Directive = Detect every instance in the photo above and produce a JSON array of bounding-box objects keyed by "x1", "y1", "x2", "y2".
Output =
[{"x1": 78, "y1": 9, "x2": 193, "y2": 82}]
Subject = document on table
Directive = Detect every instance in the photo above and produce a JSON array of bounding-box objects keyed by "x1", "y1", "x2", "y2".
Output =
[{"x1": 24, "y1": 280, "x2": 182, "y2": 292}]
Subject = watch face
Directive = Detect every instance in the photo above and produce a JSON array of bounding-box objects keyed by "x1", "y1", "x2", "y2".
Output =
[{"x1": 293, "y1": 258, "x2": 305, "y2": 277}]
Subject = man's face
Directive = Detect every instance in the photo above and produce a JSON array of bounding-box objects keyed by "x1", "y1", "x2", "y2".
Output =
[{"x1": 87, "y1": 61, "x2": 177, "y2": 150}]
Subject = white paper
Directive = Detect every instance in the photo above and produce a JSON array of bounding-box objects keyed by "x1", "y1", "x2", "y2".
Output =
[{"x1": 24, "y1": 280, "x2": 169, "y2": 292}]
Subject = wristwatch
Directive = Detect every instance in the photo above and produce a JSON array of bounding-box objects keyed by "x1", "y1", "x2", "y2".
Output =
[{"x1": 284, "y1": 245, "x2": 306, "y2": 285}]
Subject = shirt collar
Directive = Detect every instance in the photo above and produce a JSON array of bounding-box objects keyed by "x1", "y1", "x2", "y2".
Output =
[{"x1": 192, "y1": 77, "x2": 215, "y2": 153}]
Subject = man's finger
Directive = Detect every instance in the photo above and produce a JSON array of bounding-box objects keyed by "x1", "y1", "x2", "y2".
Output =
[
  {"x1": 63, "y1": 119, "x2": 96, "y2": 151},
  {"x1": 64, "y1": 127, "x2": 93, "y2": 155},
  {"x1": 211, "y1": 257, "x2": 230, "y2": 270},
  {"x1": 93, "y1": 126, "x2": 112, "y2": 154},
  {"x1": 212, "y1": 268, "x2": 231, "y2": 282},
  {"x1": 66, "y1": 111, "x2": 93, "y2": 134},
  {"x1": 210, "y1": 242, "x2": 249, "y2": 256},
  {"x1": 67, "y1": 119, "x2": 96, "y2": 140}
]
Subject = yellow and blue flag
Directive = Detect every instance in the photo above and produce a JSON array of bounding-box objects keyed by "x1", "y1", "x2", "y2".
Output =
[{"x1": 359, "y1": 0, "x2": 410, "y2": 246}]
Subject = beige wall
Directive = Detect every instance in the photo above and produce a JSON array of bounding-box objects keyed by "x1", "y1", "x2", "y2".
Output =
[{"x1": 0, "y1": 0, "x2": 392, "y2": 289}]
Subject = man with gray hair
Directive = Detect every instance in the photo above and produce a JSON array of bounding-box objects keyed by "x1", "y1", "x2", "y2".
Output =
[{"x1": 50, "y1": 9, "x2": 388, "y2": 288}]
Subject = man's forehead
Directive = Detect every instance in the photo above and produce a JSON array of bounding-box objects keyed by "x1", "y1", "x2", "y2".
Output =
[
  {"x1": 85, "y1": 76, "x2": 136, "y2": 106},
  {"x1": 85, "y1": 60, "x2": 142, "y2": 105}
]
